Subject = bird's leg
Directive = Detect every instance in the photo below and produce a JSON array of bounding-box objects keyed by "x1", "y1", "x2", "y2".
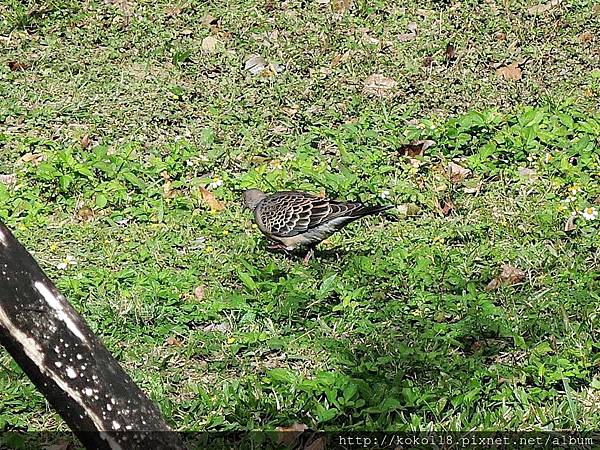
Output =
[
  {"x1": 267, "y1": 242, "x2": 288, "y2": 252},
  {"x1": 302, "y1": 247, "x2": 315, "y2": 265}
]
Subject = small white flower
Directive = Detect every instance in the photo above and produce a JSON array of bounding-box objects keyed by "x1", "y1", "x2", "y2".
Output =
[
  {"x1": 56, "y1": 255, "x2": 77, "y2": 270},
  {"x1": 207, "y1": 177, "x2": 223, "y2": 190},
  {"x1": 580, "y1": 207, "x2": 598, "y2": 221},
  {"x1": 380, "y1": 190, "x2": 390, "y2": 199},
  {"x1": 544, "y1": 153, "x2": 553, "y2": 163},
  {"x1": 571, "y1": 210, "x2": 577, "y2": 217}
]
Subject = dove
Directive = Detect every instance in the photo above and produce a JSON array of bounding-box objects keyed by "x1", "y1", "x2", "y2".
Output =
[{"x1": 243, "y1": 189, "x2": 392, "y2": 262}]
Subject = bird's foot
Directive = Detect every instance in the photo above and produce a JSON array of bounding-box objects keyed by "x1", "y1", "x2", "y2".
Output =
[
  {"x1": 302, "y1": 248, "x2": 315, "y2": 265},
  {"x1": 267, "y1": 242, "x2": 289, "y2": 252}
]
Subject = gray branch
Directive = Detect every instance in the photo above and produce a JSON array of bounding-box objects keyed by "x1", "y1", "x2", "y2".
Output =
[{"x1": 0, "y1": 223, "x2": 185, "y2": 450}]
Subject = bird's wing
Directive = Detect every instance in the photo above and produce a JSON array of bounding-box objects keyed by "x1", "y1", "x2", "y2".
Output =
[{"x1": 256, "y1": 191, "x2": 364, "y2": 238}]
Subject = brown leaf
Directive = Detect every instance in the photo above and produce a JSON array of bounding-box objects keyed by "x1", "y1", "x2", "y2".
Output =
[
  {"x1": 398, "y1": 32, "x2": 416, "y2": 42},
  {"x1": 594, "y1": 4, "x2": 600, "y2": 15},
  {"x1": 399, "y1": 139, "x2": 435, "y2": 157},
  {"x1": 363, "y1": 74, "x2": 398, "y2": 97},
  {"x1": 8, "y1": 61, "x2": 29, "y2": 71},
  {"x1": 80, "y1": 134, "x2": 91, "y2": 149},
  {"x1": 202, "y1": 35, "x2": 221, "y2": 52},
  {"x1": 201, "y1": 14, "x2": 218, "y2": 26},
  {"x1": 485, "y1": 264, "x2": 525, "y2": 291},
  {"x1": 162, "y1": 179, "x2": 176, "y2": 198},
  {"x1": 423, "y1": 56, "x2": 434, "y2": 67},
  {"x1": 276, "y1": 423, "x2": 308, "y2": 446},
  {"x1": 578, "y1": 31, "x2": 593, "y2": 43},
  {"x1": 76, "y1": 207, "x2": 94, "y2": 222},
  {"x1": 331, "y1": 0, "x2": 351, "y2": 13},
  {"x1": 448, "y1": 162, "x2": 471, "y2": 183},
  {"x1": 331, "y1": 51, "x2": 350, "y2": 67},
  {"x1": 194, "y1": 285, "x2": 205, "y2": 301},
  {"x1": 166, "y1": 336, "x2": 182, "y2": 347},
  {"x1": 437, "y1": 198, "x2": 455, "y2": 216},
  {"x1": 564, "y1": 215, "x2": 576, "y2": 232},
  {"x1": 164, "y1": 5, "x2": 182, "y2": 16},
  {"x1": 0, "y1": 173, "x2": 17, "y2": 188},
  {"x1": 528, "y1": 0, "x2": 561, "y2": 15},
  {"x1": 496, "y1": 61, "x2": 522, "y2": 80},
  {"x1": 18, "y1": 152, "x2": 44, "y2": 165},
  {"x1": 495, "y1": 32, "x2": 506, "y2": 41},
  {"x1": 199, "y1": 187, "x2": 225, "y2": 211},
  {"x1": 445, "y1": 43, "x2": 456, "y2": 62}
]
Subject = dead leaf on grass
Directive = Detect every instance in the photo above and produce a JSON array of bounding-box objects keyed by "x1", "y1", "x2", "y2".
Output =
[
  {"x1": 202, "y1": 35, "x2": 221, "y2": 52},
  {"x1": 199, "y1": 187, "x2": 225, "y2": 211},
  {"x1": 0, "y1": 174, "x2": 17, "y2": 188},
  {"x1": 276, "y1": 423, "x2": 308, "y2": 446},
  {"x1": 76, "y1": 207, "x2": 94, "y2": 222},
  {"x1": 18, "y1": 152, "x2": 44, "y2": 165},
  {"x1": 496, "y1": 61, "x2": 522, "y2": 80},
  {"x1": 485, "y1": 264, "x2": 525, "y2": 291},
  {"x1": 399, "y1": 139, "x2": 435, "y2": 157},
  {"x1": 436, "y1": 198, "x2": 455, "y2": 216},
  {"x1": 564, "y1": 215, "x2": 576, "y2": 232},
  {"x1": 164, "y1": 5, "x2": 182, "y2": 16},
  {"x1": 165, "y1": 336, "x2": 182, "y2": 347},
  {"x1": 578, "y1": 31, "x2": 593, "y2": 43},
  {"x1": 527, "y1": 0, "x2": 561, "y2": 15},
  {"x1": 518, "y1": 167, "x2": 537, "y2": 181},
  {"x1": 331, "y1": 0, "x2": 351, "y2": 13},
  {"x1": 448, "y1": 162, "x2": 471, "y2": 183},
  {"x1": 396, "y1": 203, "x2": 421, "y2": 217},
  {"x1": 80, "y1": 134, "x2": 91, "y2": 149},
  {"x1": 331, "y1": 51, "x2": 350, "y2": 67},
  {"x1": 194, "y1": 285, "x2": 205, "y2": 301},
  {"x1": 363, "y1": 74, "x2": 397, "y2": 97},
  {"x1": 201, "y1": 14, "x2": 218, "y2": 26},
  {"x1": 8, "y1": 61, "x2": 29, "y2": 71}
]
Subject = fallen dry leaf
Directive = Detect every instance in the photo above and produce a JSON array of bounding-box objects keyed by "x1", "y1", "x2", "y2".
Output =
[
  {"x1": 0, "y1": 173, "x2": 17, "y2": 188},
  {"x1": 276, "y1": 423, "x2": 308, "y2": 446},
  {"x1": 564, "y1": 215, "x2": 576, "y2": 232},
  {"x1": 594, "y1": 4, "x2": 600, "y2": 15},
  {"x1": 495, "y1": 32, "x2": 506, "y2": 41},
  {"x1": 436, "y1": 198, "x2": 455, "y2": 216},
  {"x1": 331, "y1": 0, "x2": 351, "y2": 13},
  {"x1": 199, "y1": 186, "x2": 225, "y2": 211},
  {"x1": 164, "y1": 5, "x2": 182, "y2": 17},
  {"x1": 528, "y1": 0, "x2": 561, "y2": 15},
  {"x1": 331, "y1": 51, "x2": 350, "y2": 67},
  {"x1": 496, "y1": 61, "x2": 522, "y2": 80},
  {"x1": 423, "y1": 56, "x2": 434, "y2": 67},
  {"x1": 18, "y1": 152, "x2": 44, "y2": 165},
  {"x1": 76, "y1": 207, "x2": 94, "y2": 222},
  {"x1": 81, "y1": 134, "x2": 91, "y2": 149},
  {"x1": 194, "y1": 285, "x2": 205, "y2": 301},
  {"x1": 445, "y1": 42, "x2": 456, "y2": 63},
  {"x1": 398, "y1": 32, "x2": 416, "y2": 42},
  {"x1": 202, "y1": 35, "x2": 221, "y2": 52},
  {"x1": 399, "y1": 139, "x2": 435, "y2": 157},
  {"x1": 448, "y1": 162, "x2": 471, "y2": 183},
  {"x1": 8, "y1": 61, "x2": 29, "y2": 71},
  {"x1": 165, "y1": 336, "x2": 182, "y2": 347},
  {"x1": 363, "y1": 74, "x2": 397, "y2": 97},
  {"x1": 485, "y1": 264, "x2": 525, "y2": 291},
  {"x1": 201, "y1": 14, "x2": 218, "y2": 26},
  {"x1": 396, "y1": 203, "x2": 421, "y2": 217},
  {"x1": 578, "y1": 31, "x2": 593, "y2": 43}
]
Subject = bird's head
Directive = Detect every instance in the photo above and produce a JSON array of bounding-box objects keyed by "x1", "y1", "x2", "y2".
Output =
[{"x1": 242, "y1": 189, "x2": 267, "y2": 210}]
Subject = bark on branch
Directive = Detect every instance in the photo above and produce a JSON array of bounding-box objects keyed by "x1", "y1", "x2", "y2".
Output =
[{"x1": 0, "y1": 223, "x2": 184, "y2": 450}]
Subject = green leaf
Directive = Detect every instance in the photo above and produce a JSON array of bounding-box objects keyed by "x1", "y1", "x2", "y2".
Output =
[
  {"x1": 121, "y1": 172, "x2": 145, "y2": 189},
  {"x1": 237, "y1": 271, "x2": 257, "y2": 291},
  {"x1": 95, "y1": 193, "x2": 108, "y2": 209}
]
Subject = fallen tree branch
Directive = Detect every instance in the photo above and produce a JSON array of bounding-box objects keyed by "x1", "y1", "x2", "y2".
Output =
[{"x1": 0, "y1": 223, "x2": 184, "y2": 450}]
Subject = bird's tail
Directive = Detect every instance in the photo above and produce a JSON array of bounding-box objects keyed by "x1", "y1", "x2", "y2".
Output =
[{"x1": 351, "y1": 204, "x2": 394, "y2": 218}]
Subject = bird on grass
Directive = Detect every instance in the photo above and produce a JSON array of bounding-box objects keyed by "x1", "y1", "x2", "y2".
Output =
[{"x1": 243, "y1": 188, "x2": 393, "y2": 263}]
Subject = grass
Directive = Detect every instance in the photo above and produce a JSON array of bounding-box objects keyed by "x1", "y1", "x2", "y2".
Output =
[{"x1": 0, "y1": 0, "x2": 599, "y2": 435}]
